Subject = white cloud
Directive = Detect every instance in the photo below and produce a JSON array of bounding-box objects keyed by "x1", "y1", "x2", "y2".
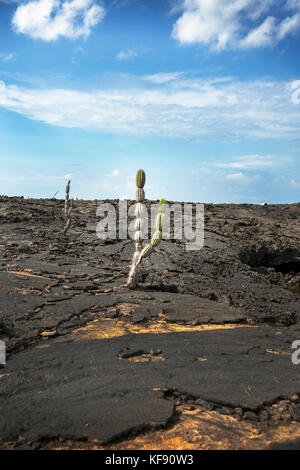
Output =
[
  {"x1": 226, "y1": 172, "x2": 244, "y2": 180},
  {"x1": 116, "y1": 46, "x2": 154, "y2": 61},
  {"x1": 141, "y1": 72, "x2": 184, "y2": 84},
  {"x1": 116, "y1": 48, "x2": 139, "y2": 61},
  {"x1": 12, "y1": 0, "x2": 105, "y2": 41},
  {"x1": 106, "y1": 169, "x2": 119, "y2": 177},
  {"x1": 211, "y1": 154, "x2": 278, "y2": 170},
  {"x1": 291, "y1": 80, "x2": 300, "y2": 104},
  {"x1": 239, "y1": 16, "x2": 276, "y2": 49},
  {"x1": 172, "y1": 0, "x2": 300, "y2": 50},
  {"x1": 225, "y1": 171, "x2": 260, "y2": 185},
  {"x1": 277, "y1": 13, "x2": 300, "y2": 40},
  {"x1": 201, "y1": 153, "x2": 283, "y2": 179},
  {"x1": 0, "y1": 52, "x2": 17, "y2": 62},
  {"x1": 194, "y1": 154, "x2": 290, "y2": 190},
  {"x1": 0, "y1": 75, "x2": 300, "y2": 140},
  {"x1": 290, "y1": 179, "x2": 300, "y2": 188}
]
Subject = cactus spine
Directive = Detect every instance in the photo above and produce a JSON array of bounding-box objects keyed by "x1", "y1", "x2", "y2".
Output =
[
  {"x1": 127, "y1": 171, "x2": 166, "y2": 288},
  {"x1": 63, "y1": 180, "x2": 73, "y2": 234}
]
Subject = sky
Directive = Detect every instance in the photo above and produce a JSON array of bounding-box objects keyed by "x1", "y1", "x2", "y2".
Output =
[{"x1": 0, "y1": 0, "x2": 299, "y2": 203}]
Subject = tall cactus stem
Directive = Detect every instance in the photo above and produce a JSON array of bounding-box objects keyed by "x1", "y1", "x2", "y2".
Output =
[
  {"x1": 127, "y1": 170, "x2": 146, "y2": 288},
  {"x1": 63, "y1": 180, "x2": 73, "y2": 234},
  {"x1": 136, "y1": 169, "x2": 146, "y2": 189},
  {"x1": 127, "y1": 168, "x2": 166, "y2": 288}
]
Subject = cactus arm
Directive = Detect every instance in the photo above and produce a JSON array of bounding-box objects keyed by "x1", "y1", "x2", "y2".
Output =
[{"x1": 138, "y1": 198, "x2": 165, "y2": 261}]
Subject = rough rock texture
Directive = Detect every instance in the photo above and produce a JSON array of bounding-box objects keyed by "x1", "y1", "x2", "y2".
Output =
[{"x1": 0, "y1": 196, "x2": 300, "y2": 449}]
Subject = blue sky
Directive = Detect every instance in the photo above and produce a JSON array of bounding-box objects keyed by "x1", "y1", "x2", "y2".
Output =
[{"x1": 0, "y1": 0, "x2": 299, "y2": 203}]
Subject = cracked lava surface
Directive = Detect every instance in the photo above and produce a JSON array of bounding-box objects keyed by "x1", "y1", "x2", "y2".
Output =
[{"x1": 0, "y1": 196, "x2": 300, "y2": 450}]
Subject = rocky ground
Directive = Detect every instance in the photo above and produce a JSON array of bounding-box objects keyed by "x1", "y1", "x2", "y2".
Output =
[{"x1": 0, "y1": 196, "x2": 299, "y2": 450}]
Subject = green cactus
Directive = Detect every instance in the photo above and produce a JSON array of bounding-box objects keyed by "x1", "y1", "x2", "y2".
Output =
[
  {"x1": 159, "y1": 198, "x2": 167, "y2": 213},
  {"x1": 136, "y1": 169, "x2": 146, "y2": 189},
  {"x1": 137, "y1": 197, "x2": 166, "y2": 262},
  {"x1": 127, "y1": 170, "x2": 166, "y2": 288},
  {"x1": 151, "y1": 197, "x2": 165, "y2": 248},
  {"x1": 151, "y1": 229, "x2": 162, "y2": 247},
  {"x1": 136, "y1": 188, "x2": 145, "y2": 202},
  {"x1": 140, "y1": 243, "x2": 153, "y2": 258},
  {"x1": 156, "y1": 212, "x2": 165, "y2": 231}
]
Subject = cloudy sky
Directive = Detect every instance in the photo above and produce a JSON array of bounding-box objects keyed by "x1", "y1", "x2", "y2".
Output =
[{"x1": 0, "y1": 0, "x2": 299, "y2": 202}]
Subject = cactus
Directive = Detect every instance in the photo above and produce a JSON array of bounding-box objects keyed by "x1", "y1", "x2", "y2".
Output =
[
  {"x1": 126, "y1": 170, "x2": 166, "y2": 288},
  {"x1": 156, "y1": 213, "x2": 165, "y2": 231},
  {"x1": 159, "y1": 198, "x2": 167, "y2": 213},
  {"x1": 151, "y1": 229, "x2": 162, "y2": 247},
  {"x1": 126, "y1": 170, "x2": 145, "y2": 287},
  {"x1": 136, "y1": 169, "x2": 146, "y2": 189},
  {"x1": 63, "y1": 180, "x2": 73, "y2": 234},
  {"x1": 136, "y1": 188, "x2": 145, "y2": 202},
  {"x1": 140, "y1": 243, "x2": 153, "y2": 258}
]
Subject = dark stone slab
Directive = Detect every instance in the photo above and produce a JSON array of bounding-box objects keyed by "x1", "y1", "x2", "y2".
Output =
[
  {"x1": 266, "y1": 439, "x2": 300, "y2": 450},
  {"x1": 13, "y1": 259, "x2": 69, "y2": 275},
  {"x1": 159, "y1": 293, "x2": 245, "y2": 324},
  {"x1": 115, "y1": 292, "x2": 246, "y2": 324},
  {"x1": 115, "y1": 326, "x2": 300, "y2": 410},
  {"x1": 0, "y1": 336, "x2": 174, "y2": 443},
  {"x1": 0, "y1": 294, "x2": 45, "y2": 322},
  {"x1": 40, "y1": 294, "x2": 119, "y2": 318},
  {"x1": 0, "y1": 271, "x2": 50, "y2": 290},
  {"x1": 1, "y1": 325, "x2": 299, "y2": 443}
]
